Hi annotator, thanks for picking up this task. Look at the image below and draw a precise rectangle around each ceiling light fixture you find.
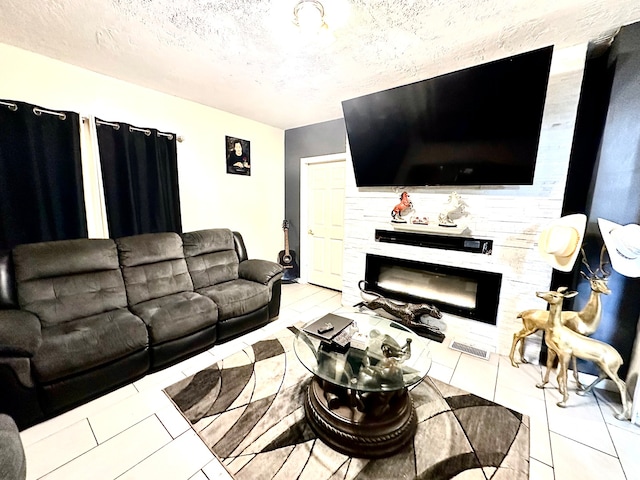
[293,0,327,32]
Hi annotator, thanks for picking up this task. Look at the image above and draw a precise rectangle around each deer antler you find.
[598,244,611,278]
[580,248,596,277]
[581,246,611,279]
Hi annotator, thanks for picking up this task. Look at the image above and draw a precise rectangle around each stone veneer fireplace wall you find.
[341,44,588,358]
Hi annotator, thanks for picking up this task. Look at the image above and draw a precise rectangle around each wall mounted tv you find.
[342,45,554,187]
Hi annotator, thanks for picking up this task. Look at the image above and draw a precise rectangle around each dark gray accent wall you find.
[589,23,640,224]
[283,118,346,264]
[570,21,640,379]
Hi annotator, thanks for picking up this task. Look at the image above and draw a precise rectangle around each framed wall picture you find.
[226,136,251,176]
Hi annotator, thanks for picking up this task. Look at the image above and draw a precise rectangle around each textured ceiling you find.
[1,0,640,129]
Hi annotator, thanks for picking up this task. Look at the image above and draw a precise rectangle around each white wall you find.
[341,44,588,358]
[0,43,284,261]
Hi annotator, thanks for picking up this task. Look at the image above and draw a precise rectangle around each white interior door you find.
[302,156,345,290]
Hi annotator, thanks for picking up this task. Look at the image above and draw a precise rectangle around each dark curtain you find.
[0,100,87,250]
[96,120,182,238]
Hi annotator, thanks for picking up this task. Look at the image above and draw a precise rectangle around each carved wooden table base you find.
[304,376,417,458]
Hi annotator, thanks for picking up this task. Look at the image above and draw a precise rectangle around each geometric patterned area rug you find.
[164,327,529,480]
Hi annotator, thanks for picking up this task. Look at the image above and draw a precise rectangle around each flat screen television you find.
[342,46,554,187]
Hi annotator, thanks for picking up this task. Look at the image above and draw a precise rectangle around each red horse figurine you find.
[391,191,412,221]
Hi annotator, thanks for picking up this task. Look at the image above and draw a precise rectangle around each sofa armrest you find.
[238,260,284,285]
[0,413,27,479]
[0,310,42,358]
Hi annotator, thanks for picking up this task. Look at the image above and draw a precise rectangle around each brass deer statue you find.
[534,287,630,420]
[509,248,611,389]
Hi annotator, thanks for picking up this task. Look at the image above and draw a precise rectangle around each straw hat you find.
[598,218,640,278]
[538,214,587,272]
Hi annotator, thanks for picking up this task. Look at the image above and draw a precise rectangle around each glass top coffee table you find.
[294,311,432,458]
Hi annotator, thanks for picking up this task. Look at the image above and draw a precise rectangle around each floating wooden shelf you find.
[375,229,492,254]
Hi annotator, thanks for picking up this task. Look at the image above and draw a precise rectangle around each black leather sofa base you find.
[0,363,44,428]
[151,324,218,371]
[40,348,150,417]
[217,304,270,343]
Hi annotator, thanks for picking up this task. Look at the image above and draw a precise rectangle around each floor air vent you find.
[449,340,491,360]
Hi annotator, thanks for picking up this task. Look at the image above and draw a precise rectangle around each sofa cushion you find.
[13,239,119,281]
[197,279,269,320]
[181,228,236,257]
[185,251,239,289]
[32,309,148,384]
[121,259,194,307]
[13,239,129,326]
[181,229,239,288]
[116,233,194,306]
[130,292,217,345]
[116,233,185,268]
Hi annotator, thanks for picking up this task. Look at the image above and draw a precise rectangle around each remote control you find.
[317,322,334,334]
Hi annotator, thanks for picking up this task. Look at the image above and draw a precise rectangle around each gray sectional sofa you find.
[0,228,283,430]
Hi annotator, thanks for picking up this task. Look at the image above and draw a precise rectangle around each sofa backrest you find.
[12,239,128,326]
[116,232,193,306]
[181,229,239,289]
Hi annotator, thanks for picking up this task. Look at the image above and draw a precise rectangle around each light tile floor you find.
[20,283,640,479]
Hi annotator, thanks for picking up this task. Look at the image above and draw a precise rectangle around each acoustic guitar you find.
[278,220,299,282]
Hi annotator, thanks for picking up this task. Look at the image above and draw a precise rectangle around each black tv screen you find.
[342,46,553,187]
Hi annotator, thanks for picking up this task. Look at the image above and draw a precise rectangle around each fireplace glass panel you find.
[378,265,477,310]
[365,254,501,325]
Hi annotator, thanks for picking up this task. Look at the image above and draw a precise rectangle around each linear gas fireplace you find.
[364,254,502,325]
